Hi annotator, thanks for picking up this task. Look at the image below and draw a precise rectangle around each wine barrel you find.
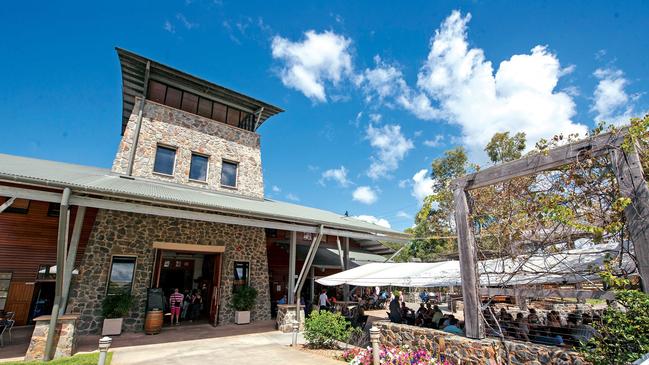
[144,309,163,335]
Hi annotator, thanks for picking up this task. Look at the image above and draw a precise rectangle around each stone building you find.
[0,48,409,344]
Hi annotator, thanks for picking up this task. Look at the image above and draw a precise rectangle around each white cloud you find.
[591,68,639,125]
[320,166,352,187]
[396,211,412,219]
[271,185,281,193]
[398,179,409,188]
[285,193,300,202]
[411,11,587,159]
[357,55,408,105]
[352,186,378,205]
[366,124,414,179]
[352,215,391,228]
[163,20,175,34]
[176,14,198,29]
[411,169,435,203]
[423,135,445,147]
[369,113,382,123]
[271,30,353,102]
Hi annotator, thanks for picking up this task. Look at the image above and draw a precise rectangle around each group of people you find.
[168,288,204,326]
[388,294,465,335]
[484,307,600,347]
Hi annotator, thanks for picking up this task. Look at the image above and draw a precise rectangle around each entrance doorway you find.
[151,243,223,326]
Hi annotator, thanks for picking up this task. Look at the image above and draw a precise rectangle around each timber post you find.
[453,182,484,339]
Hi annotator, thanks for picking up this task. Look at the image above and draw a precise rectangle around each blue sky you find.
[1,1,648,231]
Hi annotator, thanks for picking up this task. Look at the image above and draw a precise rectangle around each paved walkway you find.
[111,330,344,365]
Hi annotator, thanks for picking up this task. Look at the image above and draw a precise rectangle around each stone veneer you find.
[112,97,264,198]
[67,209,271,335]
[25,315,78,361]
[376,321,587,365]
[275,304,305,333]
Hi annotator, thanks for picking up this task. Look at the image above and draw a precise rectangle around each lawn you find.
[2,352,112,365]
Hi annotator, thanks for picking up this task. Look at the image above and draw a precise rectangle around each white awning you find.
[316,242,636,288]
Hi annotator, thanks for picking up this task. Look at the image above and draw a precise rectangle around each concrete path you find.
[111,330,344,365]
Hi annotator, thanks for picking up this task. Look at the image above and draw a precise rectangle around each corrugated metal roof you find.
[0,153,408,239]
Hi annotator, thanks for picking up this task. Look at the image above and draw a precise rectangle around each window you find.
[107,256,137,295]
[0,273,11,310]
[47,203,61,217]
[147,80,167,104]
[226,108,240,127]
[153,145,176,175]
[189,153,209,181]
[233,261,249,291]
[1,197,30,214]
[181,92,199,114]
[221,160,238,187]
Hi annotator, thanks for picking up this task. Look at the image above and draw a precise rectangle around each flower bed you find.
[340,345,453,365]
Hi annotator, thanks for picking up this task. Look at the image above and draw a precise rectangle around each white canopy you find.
[316,243,635,288]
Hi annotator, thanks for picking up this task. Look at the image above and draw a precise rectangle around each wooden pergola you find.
[452,130,649,339]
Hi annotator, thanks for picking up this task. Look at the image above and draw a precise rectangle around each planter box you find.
[234,311,250,325]
[102,318,123,336]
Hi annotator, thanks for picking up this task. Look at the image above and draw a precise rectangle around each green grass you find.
[2,352,112,365]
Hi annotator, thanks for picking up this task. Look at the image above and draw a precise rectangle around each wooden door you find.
[209,254,223,326]
[5,282,35,325]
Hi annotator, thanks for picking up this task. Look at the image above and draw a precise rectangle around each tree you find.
[484,131,526,163]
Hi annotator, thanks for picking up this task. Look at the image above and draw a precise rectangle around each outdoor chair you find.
[6,312,15,321]
[0,322,6,347]
[1,320,14,346]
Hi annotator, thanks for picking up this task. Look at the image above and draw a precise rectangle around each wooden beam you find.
[60,206,86,315]
[0,196,16,213]
[453,185,483,339]
[610,144,649,293]
[480,287,615,301]
[0,185,410,243]
[152,242,225,253]
[458,131,625,190]
[288,231,297,304]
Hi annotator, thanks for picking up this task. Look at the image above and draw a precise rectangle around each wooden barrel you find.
[144,309,163,335]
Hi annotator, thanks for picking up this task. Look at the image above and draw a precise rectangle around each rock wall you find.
[67,209,271,334]
[276,304,305,333]
[25,315,78,361]
[376,321,586,365]
[112,97,264,199]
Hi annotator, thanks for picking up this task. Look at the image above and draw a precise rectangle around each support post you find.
[611,145,649,293]
[126,60,150,176]
[309,267,315,304]
[44,187,71,361]
[293,226,324,346]
[60,206,86,315]
[343,237,350,301]
[288,231,297,304]
[453,184,483,339]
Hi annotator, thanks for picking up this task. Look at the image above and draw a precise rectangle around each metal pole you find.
[288,231,297,304]
[44,187,71,361]
[343,237,349,301]
[97,336,112,365]
[293,226,324,346]
[60,206,86,315]
[126,60,150,176]
[0,196,16,213]
[370,326,380,365]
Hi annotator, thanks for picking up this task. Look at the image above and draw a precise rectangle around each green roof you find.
[0,153,409,240]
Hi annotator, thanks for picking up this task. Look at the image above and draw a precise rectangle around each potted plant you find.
[101,290,134,335]
[231,286,257,325]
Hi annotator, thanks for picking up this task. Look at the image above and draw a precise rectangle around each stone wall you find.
[112,97,264,198]
[276,304,305,333]
[25,315,78,361]
[67,209,271,334]
[376,321,587,365]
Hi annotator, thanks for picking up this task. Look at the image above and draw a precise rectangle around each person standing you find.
[389,294,402,323]
[318,289,329,311]
[169,288,184,326]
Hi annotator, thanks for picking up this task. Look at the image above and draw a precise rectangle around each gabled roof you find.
[0,153,409,241]
[116,47,283,134]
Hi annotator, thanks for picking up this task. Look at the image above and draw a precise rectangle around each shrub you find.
[101,291,133,319]
[304,310,353,348]
[342,346,451,365]
[230,285,258,311]
[580,268,649,365]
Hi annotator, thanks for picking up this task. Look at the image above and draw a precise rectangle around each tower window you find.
[221,160,238,188]
[189,153,209,181]
[153,145,176,175]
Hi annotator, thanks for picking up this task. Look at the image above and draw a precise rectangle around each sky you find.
[1,1,648,232]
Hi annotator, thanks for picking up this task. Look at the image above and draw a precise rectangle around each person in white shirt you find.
[318,289,329,311]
